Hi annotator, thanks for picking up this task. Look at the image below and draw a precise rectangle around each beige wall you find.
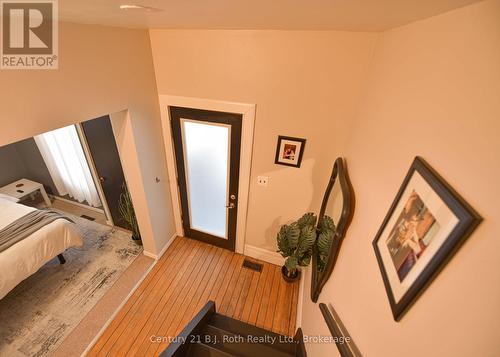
[0,22,176,255]
[149,30,377,250]
[301,1,500,356]
[2,5,497,355]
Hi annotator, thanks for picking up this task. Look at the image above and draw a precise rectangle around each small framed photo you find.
[373,157,482,321]
[275,136,306,168]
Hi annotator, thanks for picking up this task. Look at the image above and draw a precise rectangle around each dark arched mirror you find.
[311,157,355,302]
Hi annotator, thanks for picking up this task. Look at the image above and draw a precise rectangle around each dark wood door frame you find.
[170,106,242,251]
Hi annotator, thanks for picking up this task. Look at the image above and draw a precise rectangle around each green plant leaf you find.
[317,256,326,272]
[297,212,317,229]
[298,252,311,266]
[288,223,300,249]
[317,229,334,256]
[277,213,317,268]
[297,225,316,255]
[320,215,335,233]
[276,223,299,257]
[277,225,292,257]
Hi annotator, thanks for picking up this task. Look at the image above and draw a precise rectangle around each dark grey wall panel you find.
[14,138,57,195]
[81,116,127,228]
[0,143,28,186]
[0,138,57,195]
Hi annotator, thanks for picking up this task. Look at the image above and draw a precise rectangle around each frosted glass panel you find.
[182,120,229,238]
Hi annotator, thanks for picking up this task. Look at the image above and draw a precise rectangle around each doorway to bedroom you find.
[0,114,147,357]
[0,115,137,237]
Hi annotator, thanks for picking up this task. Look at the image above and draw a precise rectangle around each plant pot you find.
[132,234,143,246]
[281,265,300,283]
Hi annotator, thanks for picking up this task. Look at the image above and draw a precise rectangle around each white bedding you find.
[0,198,83,299]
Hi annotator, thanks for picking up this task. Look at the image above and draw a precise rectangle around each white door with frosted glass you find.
[170,107,242,251]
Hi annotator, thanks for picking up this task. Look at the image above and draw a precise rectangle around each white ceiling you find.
[59,0,482,31]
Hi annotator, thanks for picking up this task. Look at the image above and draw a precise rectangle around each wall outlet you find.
[257,176,269,187]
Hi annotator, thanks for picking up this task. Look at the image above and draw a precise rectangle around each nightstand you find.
[0,179,52,207]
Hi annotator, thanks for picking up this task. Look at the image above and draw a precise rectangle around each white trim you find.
[81,256,157,357]
[142,250,157,259]
[75,123,114,226]
[296,265,307,329]
[51,195,105,214]
[143,233,177,260]
[159,95,256,254]
[244,244,285,266]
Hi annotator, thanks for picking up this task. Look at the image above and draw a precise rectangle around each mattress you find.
[0,198,83,299]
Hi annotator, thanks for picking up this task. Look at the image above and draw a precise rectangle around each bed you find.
[0,196,83,300]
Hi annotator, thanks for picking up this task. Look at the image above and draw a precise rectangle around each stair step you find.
[188,342,235,357]
[200,324,294,357]
[208,313,296,355]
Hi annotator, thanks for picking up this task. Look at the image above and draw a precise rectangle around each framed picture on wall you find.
[372,157,482,321]
[275,136,306,168]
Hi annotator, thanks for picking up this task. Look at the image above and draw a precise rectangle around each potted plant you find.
[316,215,335,272]
[277,213,317,282]
[118,183,142,245]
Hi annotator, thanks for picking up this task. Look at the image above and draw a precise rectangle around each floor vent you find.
[242,259,263,272]
[80,214,96,221]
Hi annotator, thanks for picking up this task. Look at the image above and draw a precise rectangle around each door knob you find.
[226,202,235,209]
[99,176,105,183]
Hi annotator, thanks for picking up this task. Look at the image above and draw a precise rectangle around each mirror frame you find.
[311,157,355,302]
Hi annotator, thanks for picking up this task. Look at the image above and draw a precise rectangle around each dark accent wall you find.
[0,138,57,194]
[0,143,27,186]
[81,116,128,229]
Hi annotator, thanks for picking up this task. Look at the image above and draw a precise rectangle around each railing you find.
[319,303,361,357]
[160,300,216,357]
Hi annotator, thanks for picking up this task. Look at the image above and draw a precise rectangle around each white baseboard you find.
[142,250,157,259]
[296,265,307,329]
[244,244,284,266]
[143,233,177,260]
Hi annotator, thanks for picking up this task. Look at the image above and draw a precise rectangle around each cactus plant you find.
[277,213,317,280]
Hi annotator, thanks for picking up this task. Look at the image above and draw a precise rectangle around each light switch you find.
[257,176,269,187]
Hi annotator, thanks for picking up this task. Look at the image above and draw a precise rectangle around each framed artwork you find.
[373,157,482,321]
[274,136,306,168]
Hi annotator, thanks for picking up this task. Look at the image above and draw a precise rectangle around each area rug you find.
[0,211,142,357]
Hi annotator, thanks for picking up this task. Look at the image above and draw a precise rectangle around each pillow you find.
[0,193,20,203]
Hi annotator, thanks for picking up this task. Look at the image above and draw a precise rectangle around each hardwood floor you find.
[87,237,299,357]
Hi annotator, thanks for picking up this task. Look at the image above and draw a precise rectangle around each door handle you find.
[226,202,235,209]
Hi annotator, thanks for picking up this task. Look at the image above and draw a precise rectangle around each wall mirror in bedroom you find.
[0,115,145,352]
[0,115,141,243]
[311,157,355,302]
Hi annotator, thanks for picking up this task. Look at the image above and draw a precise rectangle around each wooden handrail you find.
[319,303,361,357]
